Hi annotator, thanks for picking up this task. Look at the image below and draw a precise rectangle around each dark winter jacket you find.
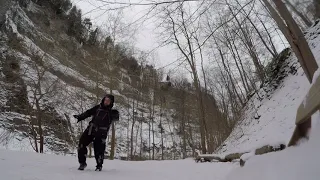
[76,94,119,133]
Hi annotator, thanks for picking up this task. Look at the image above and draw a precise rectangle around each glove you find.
[73,115,81,122]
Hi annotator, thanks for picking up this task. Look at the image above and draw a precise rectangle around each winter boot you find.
[78,163,87,170]
[95,165,102,171]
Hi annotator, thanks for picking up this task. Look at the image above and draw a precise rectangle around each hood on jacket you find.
[100,94,114,109]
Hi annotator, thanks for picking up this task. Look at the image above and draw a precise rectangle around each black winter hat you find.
[105,94,114,103]
[101,94,115,108]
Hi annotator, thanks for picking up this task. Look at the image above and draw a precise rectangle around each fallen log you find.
[240,143,286,167]
[255,144,286,155]
[225,152,247,162]
[194,154,224,163]
[195,152,248,163]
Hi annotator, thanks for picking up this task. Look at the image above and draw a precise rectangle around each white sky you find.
[71,0,180,74]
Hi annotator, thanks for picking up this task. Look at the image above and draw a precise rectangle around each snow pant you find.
[78,125,108,166]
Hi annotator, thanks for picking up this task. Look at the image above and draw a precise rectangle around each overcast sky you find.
[71,0,180,75]
[70,0,290,83]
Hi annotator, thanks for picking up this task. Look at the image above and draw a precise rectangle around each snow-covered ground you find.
[225,112,320,180]
[1,114,319,180]
[0,149,236,180]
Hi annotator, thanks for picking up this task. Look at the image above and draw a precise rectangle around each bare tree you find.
[150,70,159,160]
[159,4,208,153]
[253,9,279,57]
[172,76,193,158]
[64,87,93,149]
[226,4,266,83]
[100,10,139,160]
[0,129,14,148]
[22,52,62,153]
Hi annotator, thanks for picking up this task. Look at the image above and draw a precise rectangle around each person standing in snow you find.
[73,94,119,171]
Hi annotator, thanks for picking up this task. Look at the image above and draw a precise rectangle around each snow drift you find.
[225,112,320,180]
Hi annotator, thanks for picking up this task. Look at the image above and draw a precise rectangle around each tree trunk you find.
[196,34,220,153]
[35,98,44,153]
[148,109,151,160]
[168,8,207,153]
[233,0,278,58]
[134,118,140,158]
[232,35,254,92]
[315,0,320,19]
[130,99,135,160]
[219,48,244,106]
[126,102,130,160]
[152,114,155,160]
[254,11,278,57]
[246,15,277,58]
[224,29,250,95]
[140,113,143,159]
[109,122,115,160]
[228,5,265,83]
[284,0,312,27]
[31,120,39,153]
[152,75,156,160]
[109,89,115,160]
[194,78,207,154]
[178,86,187,159]
[187,117,195,157]
[160,99,164,160]
[181,106,187,159]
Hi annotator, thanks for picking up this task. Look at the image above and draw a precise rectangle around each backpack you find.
[111,109,120,121]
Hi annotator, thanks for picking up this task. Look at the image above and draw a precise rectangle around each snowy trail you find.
[0,149,236,180]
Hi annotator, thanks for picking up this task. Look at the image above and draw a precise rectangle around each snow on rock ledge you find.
[225,112,320,180]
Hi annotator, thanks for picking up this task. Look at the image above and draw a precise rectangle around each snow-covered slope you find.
[225,112,320,180]
[217,20,320,154]
[222,20,320,180]
[217,57,310,153]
